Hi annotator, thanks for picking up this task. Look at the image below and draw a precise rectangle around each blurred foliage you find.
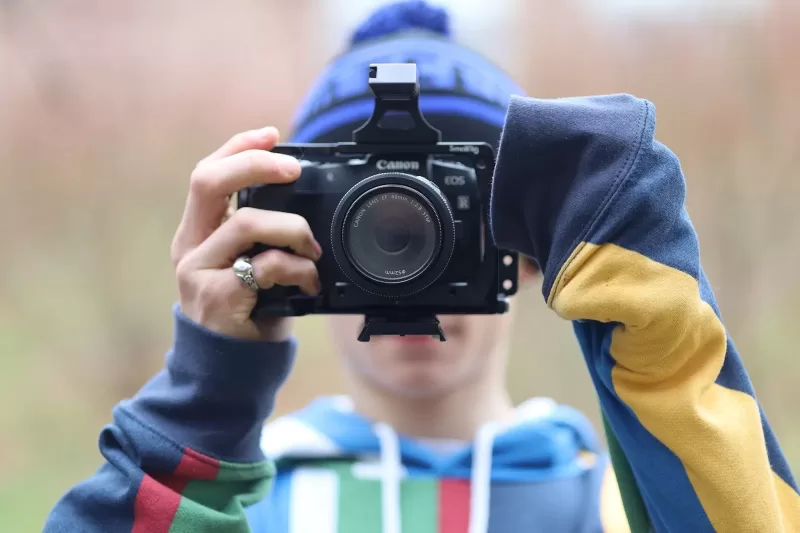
[1,1,799,531]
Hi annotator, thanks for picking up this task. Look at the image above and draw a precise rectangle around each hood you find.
[261,395,602,533]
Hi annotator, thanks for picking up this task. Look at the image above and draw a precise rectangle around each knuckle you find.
[195,278,221,307]
[288,213,311,237]
[174,258,190,282]
[231,207,258,234]
[174,260,197,295]
[300,216,313,235]
[254,249,286,285]
[259,248,286,274]
[189,164,216,196]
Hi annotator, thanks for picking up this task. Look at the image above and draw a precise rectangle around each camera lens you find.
[374,216,411,254]
[344,186,440,284]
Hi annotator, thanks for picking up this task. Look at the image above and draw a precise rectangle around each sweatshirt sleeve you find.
[490,94,800,533]
[43,304,296,533]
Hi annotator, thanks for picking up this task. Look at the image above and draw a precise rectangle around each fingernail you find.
[313,240,323,260]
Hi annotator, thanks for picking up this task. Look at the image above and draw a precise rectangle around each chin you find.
[379,365,463,398]
[367,335,468,396]
[329,314,483,397]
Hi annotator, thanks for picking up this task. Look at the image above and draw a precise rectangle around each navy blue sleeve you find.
[43,305,296,533]
[125,305,296,462]
[489,94,800,532]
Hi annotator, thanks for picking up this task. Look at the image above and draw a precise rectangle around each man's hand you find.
[171,126,322,341]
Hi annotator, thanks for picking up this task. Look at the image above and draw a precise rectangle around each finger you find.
[172,149,302,265]
[185,207,322,270]
[202,126,280,164]
[171,126,282,267]
[200,248,320,315]
[192,149,302,200]
[251,248,321,296]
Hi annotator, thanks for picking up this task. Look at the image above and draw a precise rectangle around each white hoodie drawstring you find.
[375,421,498,533]
[375,423,402,533]
[469,423,497,533]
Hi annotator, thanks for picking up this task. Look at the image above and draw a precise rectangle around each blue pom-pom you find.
[350,1,450,46]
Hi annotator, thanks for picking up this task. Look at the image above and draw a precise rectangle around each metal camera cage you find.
[263,63,519,341]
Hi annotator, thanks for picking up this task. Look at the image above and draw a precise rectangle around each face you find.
[327,261,539,399]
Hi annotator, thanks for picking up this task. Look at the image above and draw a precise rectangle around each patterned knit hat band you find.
[289,1,525,147]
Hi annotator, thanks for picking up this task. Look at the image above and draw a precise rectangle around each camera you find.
[235,63,518,341]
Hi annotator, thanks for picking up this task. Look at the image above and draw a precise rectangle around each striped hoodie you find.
[44,94,799,533]
[248,395,623,533]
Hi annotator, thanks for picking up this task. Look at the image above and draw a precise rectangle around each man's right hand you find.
[170,126,322,342]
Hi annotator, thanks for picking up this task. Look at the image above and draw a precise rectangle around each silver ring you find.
[233,256,259,292]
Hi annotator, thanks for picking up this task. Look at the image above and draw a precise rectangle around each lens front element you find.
[344,186,440,283]
[374,215,411,254]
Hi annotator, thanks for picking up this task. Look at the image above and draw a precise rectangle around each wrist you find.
[115,305,298,462]
[255,316,295,343]
[178,298,295,342]
[170,303,297,392]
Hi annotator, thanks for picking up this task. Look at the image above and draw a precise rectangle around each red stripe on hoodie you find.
[131,447,220,533]
[439,478,471,533]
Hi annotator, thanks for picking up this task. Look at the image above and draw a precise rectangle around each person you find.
[44,2,799,533]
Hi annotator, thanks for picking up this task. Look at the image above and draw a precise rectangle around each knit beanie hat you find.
[289,1,526,147]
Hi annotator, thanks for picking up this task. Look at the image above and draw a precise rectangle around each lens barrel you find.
[344,186,439,284]
[331,172,455,297]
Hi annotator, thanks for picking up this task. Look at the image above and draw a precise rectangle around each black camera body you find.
[235,63,518,341]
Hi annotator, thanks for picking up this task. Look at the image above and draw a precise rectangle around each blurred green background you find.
[1,1,798,530]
